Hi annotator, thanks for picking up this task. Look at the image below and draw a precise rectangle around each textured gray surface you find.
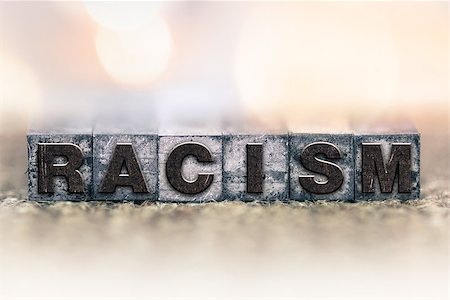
[223,135,288,201]
[27,130,421,202]
[158,136,223,202]
[93,133,158,201]
[27,133,93,201]
[354,133,420,201]
[289,134,354,201]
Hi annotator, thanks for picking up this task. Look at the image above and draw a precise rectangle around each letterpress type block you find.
[222,128,289,201]
[158,125,222,202]
[354,128,420,201]
[93,125,158,201]
[289,133,354,201]
[28,127,93,201]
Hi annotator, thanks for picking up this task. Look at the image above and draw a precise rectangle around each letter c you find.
[166,143,214,194]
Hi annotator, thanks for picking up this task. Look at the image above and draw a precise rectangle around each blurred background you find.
[0,2,448,299]
[0,1,448,129]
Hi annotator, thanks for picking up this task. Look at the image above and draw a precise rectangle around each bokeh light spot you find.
[95,16,172,88]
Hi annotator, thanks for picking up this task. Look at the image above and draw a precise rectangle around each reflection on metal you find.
[246,143,263,193]
[299,142,344,194]
[38,143,84,194]
[166,143,214,194]
[100,143,148,193]
[362,143,412,193]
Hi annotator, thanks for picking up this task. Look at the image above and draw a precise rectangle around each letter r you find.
[37,143,85,194]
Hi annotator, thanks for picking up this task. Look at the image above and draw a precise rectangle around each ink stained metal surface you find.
[165,143,215,195]
[38,143,85,194]
[354,133,420,201]
[158,136,223,202]
[93,133,158,201]
[28,133,93,201]
[222,135,289,201]
[27,130,421,202]
[246,143,263,194]
[289,134,354,201]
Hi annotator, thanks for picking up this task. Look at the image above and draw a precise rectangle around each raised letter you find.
[38,143,84,193]
[299,142,344,194]
[100,143,148,193]
[166,143,214,194]
[246,143,263,193]
[362,143,411,193]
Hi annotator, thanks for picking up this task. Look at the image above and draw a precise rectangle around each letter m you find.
[362,143,412,193]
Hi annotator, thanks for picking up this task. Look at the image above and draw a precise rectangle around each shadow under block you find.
[354,133,420,201]
[27,130,93,201]
[289,133,355,201]
[158,135,223,202]
[93,129,158,201]
[222,134,289,201]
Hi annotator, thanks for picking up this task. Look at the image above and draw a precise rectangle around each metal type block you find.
[354,130,420,201]
[93,125,158,201]
[222,133,289,201]
[158,125,222,202]
[289,133,354,201]
[28,127,93,201]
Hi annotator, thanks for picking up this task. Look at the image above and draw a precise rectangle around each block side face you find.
[289,134,354,201]
[354,134,420,201]
[158,136,223,202]
[222,135,288,201]
[27,134,93,201]
[93,134,158,201]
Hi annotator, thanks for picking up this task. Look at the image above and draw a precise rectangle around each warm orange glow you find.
[95,16,172,88]
[84,1,172,88]
[0,49,41,123]
[234,5,399,122]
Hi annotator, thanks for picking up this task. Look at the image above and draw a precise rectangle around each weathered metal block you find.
[27,115,420,202]
[354,132,420,201]
[27,128,93,201]
[93,126,158,201]
[223,134,288,201]
[289,133,354,201]
[158,126,223,202]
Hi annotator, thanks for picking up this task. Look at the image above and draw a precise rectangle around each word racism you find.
[28,130,420,202]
